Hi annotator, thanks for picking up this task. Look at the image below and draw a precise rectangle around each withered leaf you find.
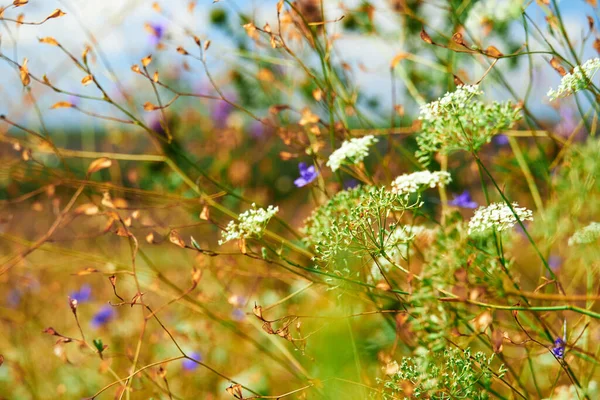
[39,36,59,46]
[470,310,493,332]
[72,267,99,276]
[299,107,319,125]
[492,328,504,353]
[452,32,465,45]
[191,267,202,287]
[144,102,159,111]
[550,57,567,76]
[142,55,152,67]
[13,0,28,6]
[485,45,503,58]
[199,206,210,220]
[74,203,99,215]
[44,9,66,21]
[269,104,290,114]
[87,157,112,174]
[420,28,433,44]
[51,101,74,109]
[169,230,186,248]
[19,58,30,86]
[81,75,93,86]
[453,75,465,86]
[253,304,263,319]
[43,327,59,336]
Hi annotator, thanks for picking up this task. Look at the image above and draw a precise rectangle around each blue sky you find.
[0,0,596,130]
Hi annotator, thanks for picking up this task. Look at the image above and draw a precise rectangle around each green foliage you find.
[302,185,419,268]
[416,85,522,165]
[383,347,504,399]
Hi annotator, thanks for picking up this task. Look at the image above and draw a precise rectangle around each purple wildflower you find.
[294,162,319,187]
[548,255,562,271]
[551,337,565,358]
[231,308,246,321]
[182,352,202,371]
[249,120,266,140]
[91,305,115,329]
[70,284,92,303]
[449,190,478,209]
[493,134,509,146]
[147,22,165,46]
[212,99,235,128]
[67,94,80,107]
[556,108,582,139]
[343,179,359,189]
[7,289,21,308]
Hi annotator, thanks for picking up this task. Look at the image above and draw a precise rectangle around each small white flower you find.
[390,171,452,197]
[468,202,533,235]
[219,203,279,244]
[326,135,379,172]
[419,85,483,122]
[548,58,600,101]
[416,85,520,164]
[568,222,600,246]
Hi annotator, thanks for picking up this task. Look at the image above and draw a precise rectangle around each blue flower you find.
[182,352,202,371]
[344,179,359,189]
[70,284,92,303]
[212,98,235,128]
[494,134,509,146]
[147,23,165,46]
[548,255,562,271]
[449,190,478,209]
[294,162,319,187]
[551,337,565,358]
[231,308,245,321]
[91,305,115,328]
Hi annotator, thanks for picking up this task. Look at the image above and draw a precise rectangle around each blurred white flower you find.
[548,58,600,101]
[219,204,279,244]
[391,171,451,198]
[326,135,379,172]
[468,202,533,235]
[568,222,600,246]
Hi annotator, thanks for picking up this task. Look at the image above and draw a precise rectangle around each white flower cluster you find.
[568,222,600,246]
[390,171,452,197]
[219,203,279,245]
[548,58,600,101]
[416,85,521,165]
[464,0,524,36]
[326,135,379,172]
[419,85,483,121]
[468,202,533,235]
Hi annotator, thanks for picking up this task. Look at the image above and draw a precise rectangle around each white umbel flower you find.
[219,203,279,244]
[326,135,378,172]
[391,171,451,197]
[548,58,600,101]
[568,222,600,246]
[468,202,533,235]
[419,85,483,122]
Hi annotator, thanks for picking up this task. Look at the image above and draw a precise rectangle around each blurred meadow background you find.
[1,0,600,399]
